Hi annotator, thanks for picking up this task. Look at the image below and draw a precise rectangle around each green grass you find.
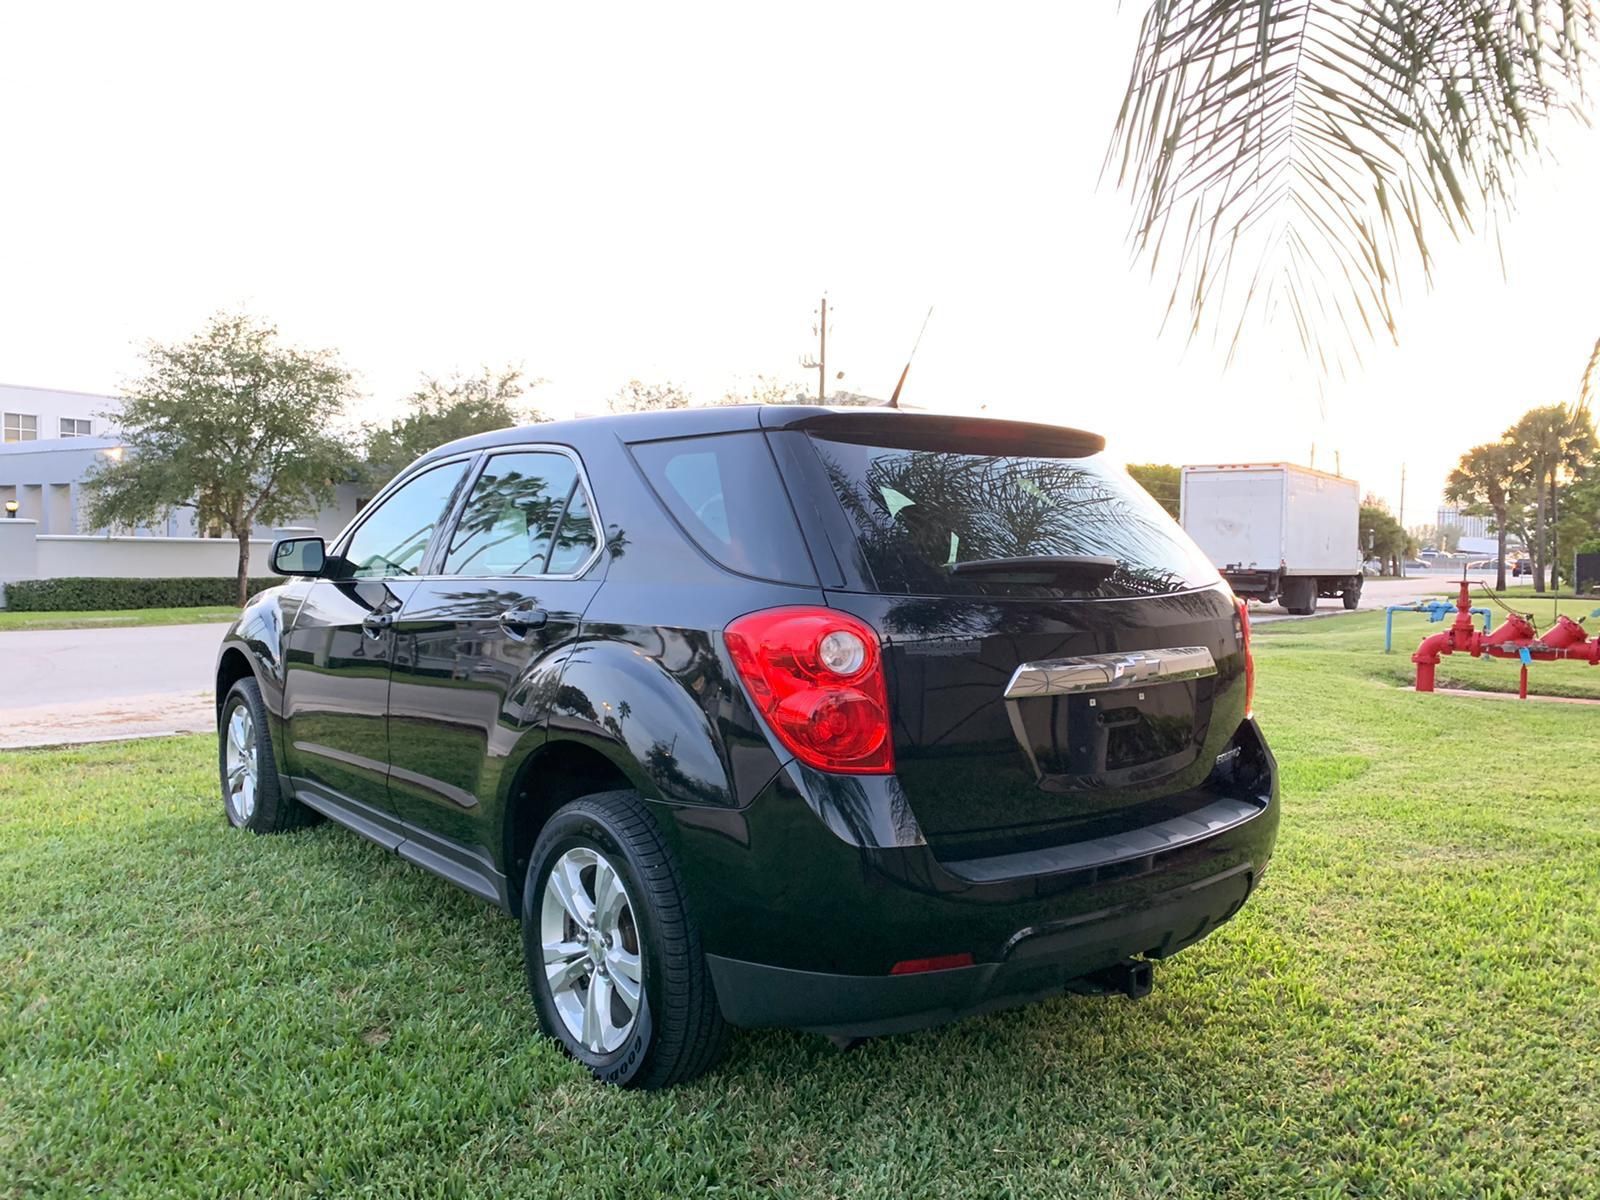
[4,620,1600,1197]
[0,605,240,632]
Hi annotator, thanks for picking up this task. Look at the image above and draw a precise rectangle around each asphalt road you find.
[0,621,229,748]
[0,622,227,706]
[1249,567,1502,623]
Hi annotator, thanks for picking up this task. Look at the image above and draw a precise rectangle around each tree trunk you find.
[1532,477,1547,593]
[1495,509,1508,591]
[236,532,251,607]
[1549,469,1561,591]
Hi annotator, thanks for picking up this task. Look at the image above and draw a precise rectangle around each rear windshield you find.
[807,434,1220,598]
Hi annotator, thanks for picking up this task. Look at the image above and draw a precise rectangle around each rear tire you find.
[1281,576,1317,615]
[522,789,728,1088]
[218,677,317,833]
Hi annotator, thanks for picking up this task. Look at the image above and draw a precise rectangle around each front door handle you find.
[498,605,549,639]
[361,610,397,639]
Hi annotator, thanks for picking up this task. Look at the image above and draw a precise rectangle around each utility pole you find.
[799,296,833,402]
[1398,463,1407,580]
[818,296,827,402]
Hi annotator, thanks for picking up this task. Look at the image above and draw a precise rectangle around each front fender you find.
[543,635,784,809]
[215,584,299,778]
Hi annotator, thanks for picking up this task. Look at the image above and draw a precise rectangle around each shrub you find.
[2,577,278,612]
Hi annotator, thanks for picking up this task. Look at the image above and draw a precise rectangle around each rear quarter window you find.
[629,431,817,584]
[807,434,1220,598]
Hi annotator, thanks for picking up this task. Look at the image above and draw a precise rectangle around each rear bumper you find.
[707,858,1259,1036]
[659,719,1279,1035]
[1220,569,1279,597]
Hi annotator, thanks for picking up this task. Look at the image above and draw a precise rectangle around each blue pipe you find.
[1384,602,1492,653]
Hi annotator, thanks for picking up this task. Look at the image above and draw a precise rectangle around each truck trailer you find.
[1180,463,1362,614]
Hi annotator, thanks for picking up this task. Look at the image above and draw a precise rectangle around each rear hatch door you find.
[769,412,1251,856]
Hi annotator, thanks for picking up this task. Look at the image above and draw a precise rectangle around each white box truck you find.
[1180,463,1362,614]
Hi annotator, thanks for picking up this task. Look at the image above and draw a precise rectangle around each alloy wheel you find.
[540,846,644,1054]
[224,704,259,824]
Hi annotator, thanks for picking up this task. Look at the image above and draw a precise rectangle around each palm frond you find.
[1110,1,1597,371]
[1577,334,1600,414]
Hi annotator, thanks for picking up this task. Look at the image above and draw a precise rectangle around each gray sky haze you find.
[4,1,1598,518]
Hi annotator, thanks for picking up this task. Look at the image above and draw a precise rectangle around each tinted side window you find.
[628,432,816,584]
[443,451,589,576]
[341,460,469,579]
[546,485,596,575]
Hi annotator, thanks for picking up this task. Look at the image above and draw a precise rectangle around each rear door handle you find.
[498,606,549,638]
[361,610,397,638]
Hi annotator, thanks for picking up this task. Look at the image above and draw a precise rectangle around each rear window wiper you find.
[947,554,1121,578]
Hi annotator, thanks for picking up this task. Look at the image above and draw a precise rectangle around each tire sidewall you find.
[523,807,660,1086]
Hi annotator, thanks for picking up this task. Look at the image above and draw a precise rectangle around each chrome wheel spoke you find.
[548,857,595,928]
[592,860,625,931]
[582,971,614,1052]
[544,939,590,992]
[606,947,642,1011]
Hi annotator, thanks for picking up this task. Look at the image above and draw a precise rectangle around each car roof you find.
[413,405,1106,469]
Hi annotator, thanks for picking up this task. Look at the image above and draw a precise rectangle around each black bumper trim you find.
[707,861,1258,1037]
[941,796,1266,883]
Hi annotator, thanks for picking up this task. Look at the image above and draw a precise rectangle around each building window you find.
[3,413,38,443]
[59,418,92,438]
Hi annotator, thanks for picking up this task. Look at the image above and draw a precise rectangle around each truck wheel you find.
[1281,577,1317,615]
[523,789,728,1088]
[1342,582,1362,610]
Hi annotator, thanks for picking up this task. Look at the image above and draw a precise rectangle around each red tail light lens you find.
[1235,597,1255,718]
[723,607,893,774]
[889,952,974,975]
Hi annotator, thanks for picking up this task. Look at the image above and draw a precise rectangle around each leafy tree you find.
[1505,405,1595,590]
[1125,463,1181,518]
[1359,502,1411,577]
[365,366,536,485]
[82,313,356,606]
[719,375,805,406]
[1445,441,1519,589]
[609,380,691,413]
[1111,3,1598,367]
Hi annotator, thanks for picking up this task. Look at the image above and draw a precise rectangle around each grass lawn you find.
[0,606,240,632]
[4,617,1599,1197]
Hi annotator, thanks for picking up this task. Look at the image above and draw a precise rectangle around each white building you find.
[0,382,361,538]
[2,382,115,443]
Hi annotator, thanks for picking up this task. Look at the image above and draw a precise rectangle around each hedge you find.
[2,577,279,612]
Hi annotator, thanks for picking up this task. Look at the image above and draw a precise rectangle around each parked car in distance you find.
[215,406,1279,1087]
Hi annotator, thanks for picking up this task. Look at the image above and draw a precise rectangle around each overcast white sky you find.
[4,2,1598,519]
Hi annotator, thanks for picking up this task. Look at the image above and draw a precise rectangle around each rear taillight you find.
[1235,597,1255,718]
[723,607,893,774]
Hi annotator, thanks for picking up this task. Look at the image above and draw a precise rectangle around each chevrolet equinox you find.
[215,405,1279,1087]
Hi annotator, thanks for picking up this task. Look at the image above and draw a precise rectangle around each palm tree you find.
[1505,404,1597,591]
[1110,3,1598,367]
[1444,442,1518,590]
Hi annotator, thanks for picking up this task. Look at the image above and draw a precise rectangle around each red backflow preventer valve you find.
[1412,581,1600,698]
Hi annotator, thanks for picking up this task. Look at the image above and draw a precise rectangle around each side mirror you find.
[272,536,326,577]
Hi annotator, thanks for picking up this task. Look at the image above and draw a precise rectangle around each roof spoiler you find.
[765,408,1106,457]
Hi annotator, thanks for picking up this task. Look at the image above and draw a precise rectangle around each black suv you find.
[216,406,1278,1087]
